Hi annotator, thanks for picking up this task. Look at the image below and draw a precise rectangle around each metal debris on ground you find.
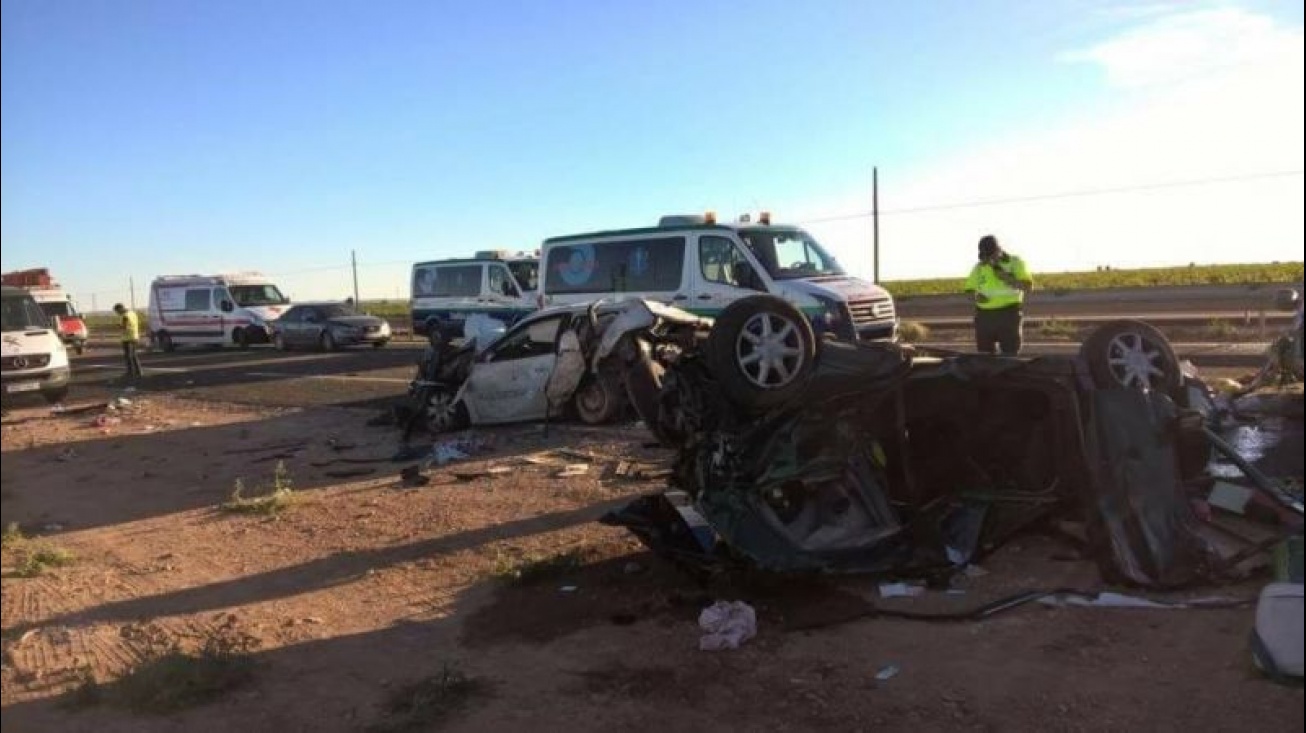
[556,464,590,478]
[879,582,926,599]
[698,600,757,651]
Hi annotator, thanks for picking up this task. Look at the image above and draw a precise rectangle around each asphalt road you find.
[67,343,425,412]
[45,337,1269,413]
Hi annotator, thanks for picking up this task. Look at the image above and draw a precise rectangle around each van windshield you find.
[507,261,539,291]
[739,228,845,280]
[229,284,288,306]
[2,294,51,332]
[38,301,77,318]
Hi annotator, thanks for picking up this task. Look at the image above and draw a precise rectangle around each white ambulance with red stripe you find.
[147,272,290,351]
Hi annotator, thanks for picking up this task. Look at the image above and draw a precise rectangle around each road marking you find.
[81,365,191,373]
[244,371,411,384]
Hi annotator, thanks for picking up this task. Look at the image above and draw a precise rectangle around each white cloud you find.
[1060,6,1303,89]
[786,5,1305,283]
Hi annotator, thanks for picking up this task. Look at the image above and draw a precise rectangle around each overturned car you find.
[604,295,1301,588]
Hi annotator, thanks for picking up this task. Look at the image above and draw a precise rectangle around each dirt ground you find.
[2,393,1302,732]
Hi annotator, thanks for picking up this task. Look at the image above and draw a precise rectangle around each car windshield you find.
[38,301,76,318]
[319,304,359,318]
[739,228,845,280]
[229,284,289,306]
[2,294,51,332]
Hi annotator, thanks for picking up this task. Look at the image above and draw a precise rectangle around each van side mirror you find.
[1273,288,1300,312]
[736,261,763,291]
[220,300,235,313]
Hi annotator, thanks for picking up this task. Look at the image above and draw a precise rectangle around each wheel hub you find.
[1107,333,1163,389]
[736,312,805,388]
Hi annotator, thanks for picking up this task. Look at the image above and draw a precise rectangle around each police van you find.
[410,251,539,340]
[539,213,897,340]
[147,272,291,351]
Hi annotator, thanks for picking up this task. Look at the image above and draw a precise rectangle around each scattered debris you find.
[56,447,77,462]
[698,600,757,651]
[879,582,926,599]
[559,585,578,593]
[92,414,122,428]
[874,665,900,682]
[400,465,430,487]
[1252,582,1303,681]
[1035,592,1246,610]
[1208,481,1256,515]
[555,464,590,478]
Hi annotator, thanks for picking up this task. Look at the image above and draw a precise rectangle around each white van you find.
[148,272,291,351]
[2,286,71,403]
[410,251,539,340]
[539,213,897,340]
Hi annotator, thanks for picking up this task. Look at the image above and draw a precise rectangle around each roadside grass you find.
[897,320,930,343]
[886,262,1303,298]
[219,461,295,516]
[2,523,76,578]
[367,663,494,733]
[66,618,260,714]
[1036,318,1080,340]
[491,547,584,585]
[15,546,76,577]
[1206,318,1237,339]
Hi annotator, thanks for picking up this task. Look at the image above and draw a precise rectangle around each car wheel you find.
[1082,319,1182,395]
[273,332,288,351]
[705,295,816,411]
[425,388,469,433]
[235,327,251,350]
[42,387,69,404]
[373,340,388,349]
[157,330,176,352]
[321,330,337,352]
[74,343,85,356]
[574,375,628,425]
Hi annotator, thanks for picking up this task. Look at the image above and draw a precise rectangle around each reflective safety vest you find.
[121,310,141,342]
[965,255,1032,310]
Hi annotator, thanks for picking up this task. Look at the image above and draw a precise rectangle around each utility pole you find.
[91,294,98,313]
[351,250,361,305]
[872,167,881,284]
[129,277,137,311]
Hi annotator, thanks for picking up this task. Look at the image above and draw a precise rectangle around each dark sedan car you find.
[272,302,392,350]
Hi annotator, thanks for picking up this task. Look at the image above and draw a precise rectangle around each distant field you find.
[884,262,1303,298]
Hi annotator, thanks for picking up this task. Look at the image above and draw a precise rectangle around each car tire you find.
[574,375,627,425]
[235,328,251,350]
[705,295,816,411]
[425,388,469,434]
[74,343,85,356]
[1081,319,1183,396]
[43,387,69,404]
[273,332,287,351]
[373,340,388,349]
[321,331,337,352]
[157,331,176,353]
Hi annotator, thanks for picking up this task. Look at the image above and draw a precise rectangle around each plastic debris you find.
[433,443,470,466]
[875,665,900,682]
[556,464,590,478]
[879,582,926,599]
[92,414,122,428]
[1036,591,1243,609]
[1207,481,1255,515]
[699,600,757,651]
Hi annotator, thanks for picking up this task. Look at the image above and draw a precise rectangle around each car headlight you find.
[811,295,843,329]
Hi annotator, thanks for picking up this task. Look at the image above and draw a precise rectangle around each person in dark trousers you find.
[114,303,144,380]
[964,235,1033,355]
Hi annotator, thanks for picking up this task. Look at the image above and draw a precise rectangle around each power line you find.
[795,169,1305,225]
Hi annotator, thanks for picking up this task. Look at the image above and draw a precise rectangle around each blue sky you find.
[2,0,1303,307]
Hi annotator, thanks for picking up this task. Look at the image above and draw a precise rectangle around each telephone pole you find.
[351,250,361,305]
[872,167,881,284]
[129,277,137,311]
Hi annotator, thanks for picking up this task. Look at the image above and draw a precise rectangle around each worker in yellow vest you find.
[964,235,1033,355]
[113,303,144,380]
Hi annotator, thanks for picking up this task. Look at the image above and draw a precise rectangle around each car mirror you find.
[1273,288,1300,312]
[220,300,235,313]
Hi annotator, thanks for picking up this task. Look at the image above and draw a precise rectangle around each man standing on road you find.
[113,303,143,381]
[964,235,1033,355]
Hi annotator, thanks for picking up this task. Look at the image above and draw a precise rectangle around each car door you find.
[185,287,224,342]
[296,307,324,347]
[462,314,566,424]
[689,234,769,316]
[276,307,302,346]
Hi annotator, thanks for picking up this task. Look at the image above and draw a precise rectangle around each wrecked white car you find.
[406,299,708,434]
